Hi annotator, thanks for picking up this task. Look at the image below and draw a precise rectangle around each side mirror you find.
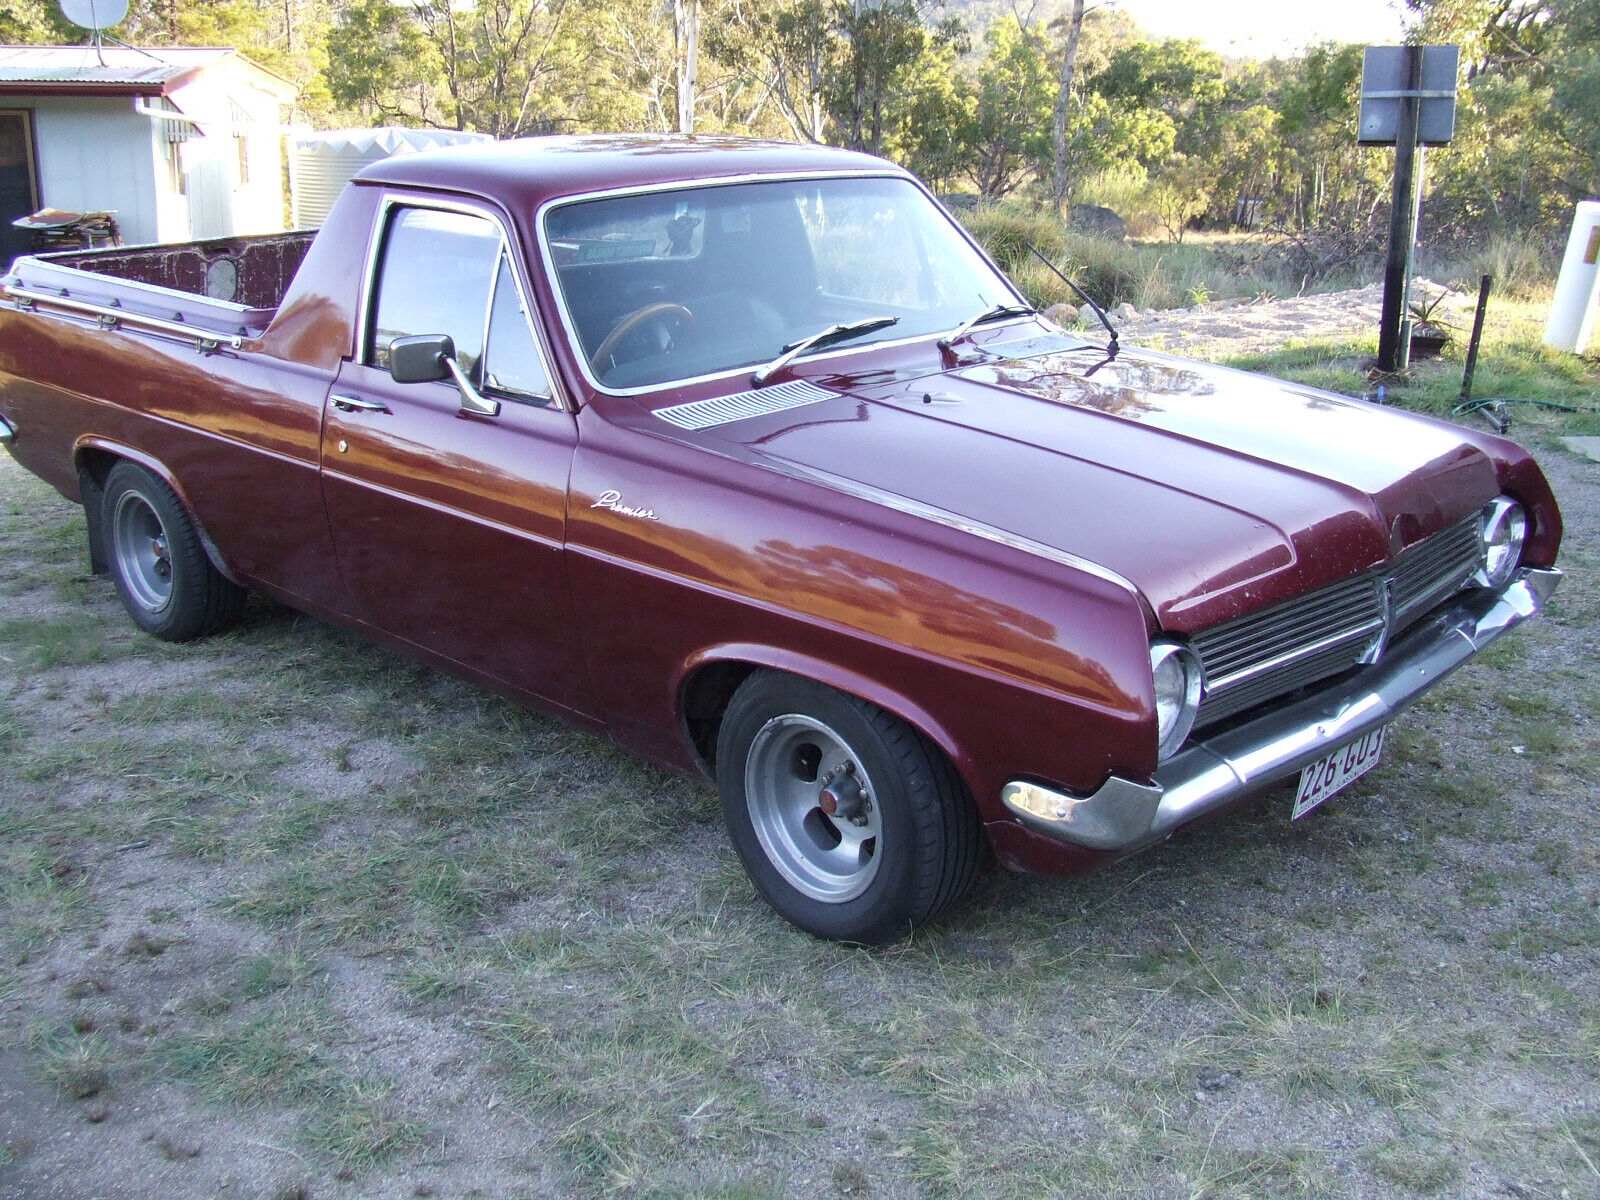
[387,332,502,418]
[388,333,454,384]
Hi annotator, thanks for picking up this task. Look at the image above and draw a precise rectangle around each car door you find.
[320,197,590,716]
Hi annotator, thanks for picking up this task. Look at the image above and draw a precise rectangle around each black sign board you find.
[1359,45,1459,146]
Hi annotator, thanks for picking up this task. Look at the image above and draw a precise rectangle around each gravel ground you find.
[1110,279,1474,360]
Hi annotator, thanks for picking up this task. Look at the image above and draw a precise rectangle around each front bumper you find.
[1002,567,1562,853]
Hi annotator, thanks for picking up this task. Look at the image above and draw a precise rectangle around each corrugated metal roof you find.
[0,45,236,93]
[294,127,493,156]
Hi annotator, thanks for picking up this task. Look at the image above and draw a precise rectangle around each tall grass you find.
[959,200,1562,314]
[957,200,1342,310]
[1421,232,1558,301]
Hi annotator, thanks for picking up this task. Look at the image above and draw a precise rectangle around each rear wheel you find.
[716,670,982,943]
[102,462,245,641]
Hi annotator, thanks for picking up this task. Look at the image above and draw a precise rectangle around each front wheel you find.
[716,671,982,943]
[102,462,245,642]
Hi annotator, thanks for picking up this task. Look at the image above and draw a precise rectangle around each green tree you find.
[886,36,975,190]
[0,0,79,42]
[969,16,1052,197]
[1409,0,1600,239]
[828,0,944,154]
[325,0,446,126]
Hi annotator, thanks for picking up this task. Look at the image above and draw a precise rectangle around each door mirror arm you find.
[442,355,501,418]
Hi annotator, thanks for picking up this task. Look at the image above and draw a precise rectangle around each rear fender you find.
[73,436,246,587]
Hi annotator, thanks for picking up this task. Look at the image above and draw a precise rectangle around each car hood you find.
[656,338,1500,632]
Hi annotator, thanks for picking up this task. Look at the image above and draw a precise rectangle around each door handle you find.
[330,394,389,414]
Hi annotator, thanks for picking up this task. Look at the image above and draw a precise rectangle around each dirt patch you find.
[1114,278,1474,359]
[2,296,1597,1200]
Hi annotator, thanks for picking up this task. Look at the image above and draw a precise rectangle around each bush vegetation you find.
[957,198,1560,314]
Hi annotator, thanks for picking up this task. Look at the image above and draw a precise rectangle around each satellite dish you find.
[58,0,129,31]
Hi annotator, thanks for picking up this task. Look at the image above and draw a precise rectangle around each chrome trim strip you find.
[0,413,14,445]
[533,170,1032,399]
[6,284,244,350]
[357,192,572,413]
[8,254,258,315]
[770,457,1141,595]
[321,466,564,552]
[1003,567,1563,852]
[1205,618,1384,694]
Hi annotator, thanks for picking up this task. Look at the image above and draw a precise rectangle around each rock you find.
[1113,302,1139,322]
[1044,302,1080,326]
[1196,1067,1235,1091]
[936,192,981,213]
[1068,203,1127,241]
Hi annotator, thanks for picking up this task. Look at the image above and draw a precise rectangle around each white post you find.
[1544,200,1600,353]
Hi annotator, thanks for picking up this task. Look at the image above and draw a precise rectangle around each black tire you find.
[716,670,982,943]
[101,462,245,642]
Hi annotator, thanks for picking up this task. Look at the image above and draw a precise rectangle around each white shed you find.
[0,45,296,261]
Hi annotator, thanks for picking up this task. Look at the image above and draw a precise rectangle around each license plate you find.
[1293,727,1386,819]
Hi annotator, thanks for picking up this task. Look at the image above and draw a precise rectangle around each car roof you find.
[354,133,907,212]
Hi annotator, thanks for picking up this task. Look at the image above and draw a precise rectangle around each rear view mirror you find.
[388,334,454,384]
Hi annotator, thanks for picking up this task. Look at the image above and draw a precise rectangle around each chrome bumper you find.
[1002,567,1563,852]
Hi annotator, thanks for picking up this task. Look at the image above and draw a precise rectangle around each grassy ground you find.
[2,320,1598,1198]
[1223,298,1600,435]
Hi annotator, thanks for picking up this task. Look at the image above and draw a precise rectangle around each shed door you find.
[0,111,38,266]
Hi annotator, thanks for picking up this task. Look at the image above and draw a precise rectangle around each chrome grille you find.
[1192,515,1483,728]
[1391,517,1481,625]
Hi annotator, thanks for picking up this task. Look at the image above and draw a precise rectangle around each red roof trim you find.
[0,79,181,97]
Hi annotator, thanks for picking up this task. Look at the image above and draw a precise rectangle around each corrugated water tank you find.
[289,127,493,228]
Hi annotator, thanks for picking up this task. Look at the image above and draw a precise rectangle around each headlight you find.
[1475,497,1527,589]
[1150,641,1203,761]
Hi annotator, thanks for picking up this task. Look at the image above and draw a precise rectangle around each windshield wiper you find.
[937,302,1034,351]
[752,316,900,386]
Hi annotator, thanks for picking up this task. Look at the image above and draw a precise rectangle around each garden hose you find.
[1451,395,1600,436]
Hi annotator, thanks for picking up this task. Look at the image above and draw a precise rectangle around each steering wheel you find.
[590,302,695,376]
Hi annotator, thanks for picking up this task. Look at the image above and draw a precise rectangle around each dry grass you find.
[1,355,1597,1197]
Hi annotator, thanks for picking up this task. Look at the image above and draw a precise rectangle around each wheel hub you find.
[818,763,866,820]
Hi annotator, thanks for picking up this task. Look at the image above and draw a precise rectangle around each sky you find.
[1114,0,1411,55]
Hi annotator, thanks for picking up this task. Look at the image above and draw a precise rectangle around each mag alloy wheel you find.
[110,488,175,617]
[743,713,884,903]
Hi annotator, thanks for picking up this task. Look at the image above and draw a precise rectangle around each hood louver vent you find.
[655,380,836,431]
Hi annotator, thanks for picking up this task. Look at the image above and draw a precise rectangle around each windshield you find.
[542,176,1020,390]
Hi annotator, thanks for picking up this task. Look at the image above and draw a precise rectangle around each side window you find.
[369,207,499,373]
[482,251,552,402]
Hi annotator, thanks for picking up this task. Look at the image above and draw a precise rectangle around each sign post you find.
[1360,45,1459,374]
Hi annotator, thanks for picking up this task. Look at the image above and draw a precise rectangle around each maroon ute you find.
[0,136,1563,941]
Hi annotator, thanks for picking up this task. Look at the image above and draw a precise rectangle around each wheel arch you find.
[676,645,971,790]
[73,438,246,586]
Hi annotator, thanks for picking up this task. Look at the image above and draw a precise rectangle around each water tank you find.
[289,127,493,228]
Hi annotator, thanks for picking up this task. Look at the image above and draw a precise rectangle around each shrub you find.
[957,201,1068,273]
[1430,232,1558,302]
